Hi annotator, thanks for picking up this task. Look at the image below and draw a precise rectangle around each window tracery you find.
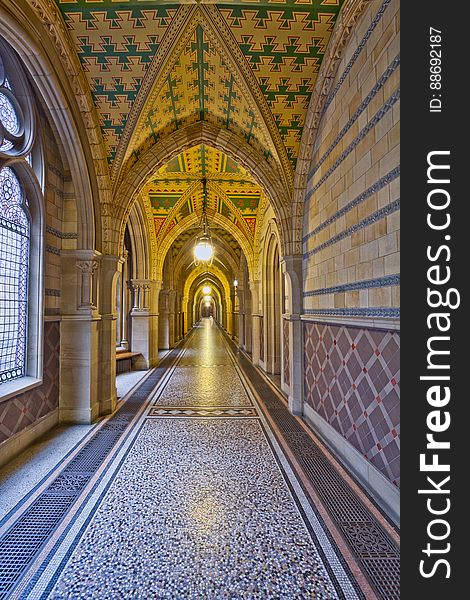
[0,38,39,389]
[0,167,29,383]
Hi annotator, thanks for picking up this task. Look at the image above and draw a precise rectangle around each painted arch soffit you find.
[157,212,253,280]
[115,8,286,187]
[145,144,259,257]
[54,0,345,192]
[183,263,232,305]
[155,208,254,282]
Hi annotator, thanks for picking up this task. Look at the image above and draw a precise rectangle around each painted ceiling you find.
[144,144,261,247]
[55,0,344,183]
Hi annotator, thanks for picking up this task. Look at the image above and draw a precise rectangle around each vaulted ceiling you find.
[55,0,344,269]
[56,0,343,174]
[144,144,261,249]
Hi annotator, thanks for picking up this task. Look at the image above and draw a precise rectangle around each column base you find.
[59,405,99,424]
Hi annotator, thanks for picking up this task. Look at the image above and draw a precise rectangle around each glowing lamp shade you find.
[194,238,213,262]
[202,285,211,295]
[204,295,212,302]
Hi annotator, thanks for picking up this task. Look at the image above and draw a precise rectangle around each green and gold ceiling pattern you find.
[55,0,344,174]
[57,2,176,163]
[133,24,275,174]
[144,145,260,245]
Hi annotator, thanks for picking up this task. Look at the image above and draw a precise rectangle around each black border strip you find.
[401,1,466,597]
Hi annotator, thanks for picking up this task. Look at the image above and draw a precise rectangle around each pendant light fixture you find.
[194,178,214,265]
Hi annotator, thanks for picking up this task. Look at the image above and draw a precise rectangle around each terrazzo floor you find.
[0,320,363,599]
[0,369,147,522]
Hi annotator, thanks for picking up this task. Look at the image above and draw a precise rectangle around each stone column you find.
[130,279,162,368]
[237,286,245,348]
[119,250,130,349]
[231,289,238,341]
[149,280,161,363]
[188,296,194,330]
[226,300,233,336]
[98,254,123,416]
[158,290,170,350]
[244,285,252,353]
[250,280,261,365]
[168,290,176,347]
[76,259,99,311]
[181,295,189,336]
[281,255,303,416]
[173,293,180,341]
[60,250,101,423]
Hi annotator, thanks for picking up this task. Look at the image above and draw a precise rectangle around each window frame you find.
[0,38,44,403]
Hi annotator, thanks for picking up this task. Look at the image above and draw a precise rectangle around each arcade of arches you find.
[0,0,400,597]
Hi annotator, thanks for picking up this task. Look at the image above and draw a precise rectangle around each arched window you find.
[0,42,34,158]
[0,36,43,395]
[0,167,29,383]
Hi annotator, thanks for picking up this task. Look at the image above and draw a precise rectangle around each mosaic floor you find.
[0,319,389,599]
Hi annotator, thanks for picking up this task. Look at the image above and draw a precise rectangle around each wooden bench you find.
[116,351,142,373]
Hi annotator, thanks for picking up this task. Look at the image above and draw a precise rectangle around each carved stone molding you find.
[28,0,113,243]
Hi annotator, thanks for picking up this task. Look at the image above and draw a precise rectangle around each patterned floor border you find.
[148,406,258,417]
[220,328,400,600]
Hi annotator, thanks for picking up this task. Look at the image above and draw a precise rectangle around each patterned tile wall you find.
[283,319,290,387]
[304,321,399,487]
[0,321,60,444]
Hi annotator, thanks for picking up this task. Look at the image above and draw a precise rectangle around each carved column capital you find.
[76,259,99,310]
[76,259,99,274]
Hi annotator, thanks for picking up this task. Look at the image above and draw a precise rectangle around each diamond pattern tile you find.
[0,322,59,443]
[304,321,400,487]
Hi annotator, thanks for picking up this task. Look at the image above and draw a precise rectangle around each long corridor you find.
[0,320,398,599]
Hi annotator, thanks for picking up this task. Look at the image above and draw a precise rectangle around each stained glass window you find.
[0,86,16,151]
[0,92,19,135]
[0,140,13,152]
[0,167,29,384]
[1,52,24,156]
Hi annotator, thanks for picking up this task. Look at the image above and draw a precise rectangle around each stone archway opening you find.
[264,233,282,376]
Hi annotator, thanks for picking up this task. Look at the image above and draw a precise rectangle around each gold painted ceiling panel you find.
[144,144,261,246]
[55,0,344,175]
